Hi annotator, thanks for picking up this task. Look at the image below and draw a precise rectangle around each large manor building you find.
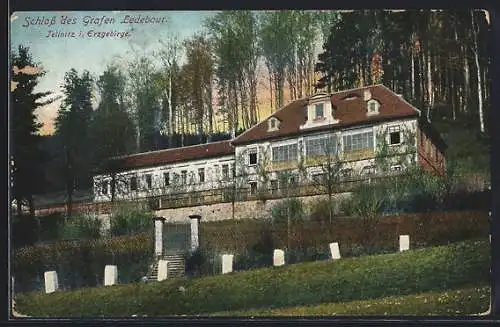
[92,84,447,205]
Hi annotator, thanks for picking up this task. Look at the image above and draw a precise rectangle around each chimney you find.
[363,89,372,101]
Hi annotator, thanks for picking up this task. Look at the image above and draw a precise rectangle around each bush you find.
[15,239,490,317]
[341,180,387,218]
[12,214,40,248]
[185,247,221,277]
[109,202,154,237]
[271,198,305,224]
[58,213,102,241]
[13,231,154,293]
[38,213,66,242]
[234,225,275,271]
[199,210,489,262]
[308,198,342,222]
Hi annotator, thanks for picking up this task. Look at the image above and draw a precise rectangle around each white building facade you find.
[93,85,445,203]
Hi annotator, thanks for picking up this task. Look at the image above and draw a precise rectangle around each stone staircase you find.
[146,252,185,281]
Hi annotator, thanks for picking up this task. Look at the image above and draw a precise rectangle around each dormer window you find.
[315,103,324,119]
[300,93,339,130]
[267,117,280,132]
[367,99,380,116]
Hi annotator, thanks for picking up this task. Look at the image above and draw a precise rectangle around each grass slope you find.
[15,239,490,317]
[212,285,490,316]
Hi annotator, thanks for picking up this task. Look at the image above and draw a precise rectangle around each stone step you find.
[146,255,186,280]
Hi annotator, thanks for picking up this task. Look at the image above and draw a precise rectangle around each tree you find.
[206,11,260,134]
[315,9,491,131]
[259,11,296,109]
[91,64,136,202]
[182,33,215,137]
[127,55,161,152]
[55,68,94,219]
[298,135,344,223]
[157,36,181,147]
[10,45,59,217]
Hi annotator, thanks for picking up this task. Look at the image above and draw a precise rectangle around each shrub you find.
[12,214,40,248]
[341,180,387,218]
[308,198,342,222]
[38,213,66,242]
[58,213,102,241]
[271,198,305,224]
[185,247,221,277]
[13,231,154,293]
[109,202,154,236]
[234,224,275,271]
[199,210,489,263]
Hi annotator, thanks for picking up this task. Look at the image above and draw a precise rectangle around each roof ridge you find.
[330,83,384,96]
[378,84,422,116]
[111,139,233,160]
[232,98,307,143]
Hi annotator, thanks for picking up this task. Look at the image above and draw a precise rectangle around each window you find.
[130,176,138,191]
[230,163,235,178]
[362,166,376,175]
[145,174,152,189]
[270,119,276,128]
[289,176,297,186]
[343,130,374,152]
[315,103,324,119]
[181,170,187,185]
[249,181,257,195]
[163,172,170,186]
[248,149,258,166]
[305,135,338,157]
[213,165,219,180]
[198,168,205,183]
[367,99,380,114]
[391,165,402,172]
[272,143,298,162]
[341,169,353,178]
[101,181,108,195]
[270,180,278,193]
[222,164,229,181]
[388,126,401,145]
[312,173,325,183]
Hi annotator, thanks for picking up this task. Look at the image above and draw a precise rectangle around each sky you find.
[10,11,220,135]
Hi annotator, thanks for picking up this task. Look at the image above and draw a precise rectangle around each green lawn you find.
[15,239,490,317]
[211,285,490,316]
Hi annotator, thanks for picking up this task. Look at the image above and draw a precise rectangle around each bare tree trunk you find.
[249,72,258,125]
[411,49,415,100]
[277,71,285,108]
[471,10,485,133]
[168,71,173,148]
[463,45,470,114]
[451,69,457,121]
[274,72,280,111]
[426,48,433,122]
[269,72,274,111]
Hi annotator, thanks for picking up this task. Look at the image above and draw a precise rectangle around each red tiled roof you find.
[101,85,424,172]
[105,140,234,171]
[232,84,420,145]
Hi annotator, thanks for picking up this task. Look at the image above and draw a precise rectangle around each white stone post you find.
[153,217,166,257]
[222,254,234,274]
[329,242,341,260]
[157,260,169,281]
[273,249,285,267]
[44,271,59,294]
[399,235,410,252]
[189,214,201,252]
[104,265,118,286]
